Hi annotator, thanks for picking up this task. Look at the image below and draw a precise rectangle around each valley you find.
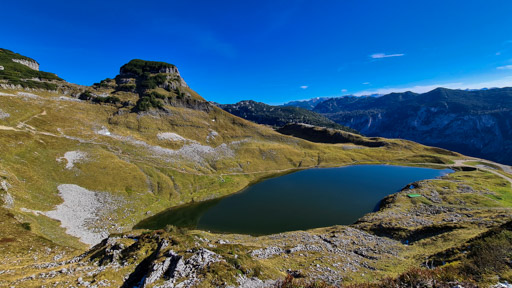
[1,49,512,287]
[222,89,512,166]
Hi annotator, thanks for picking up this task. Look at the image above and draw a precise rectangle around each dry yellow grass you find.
[2,86,509,287]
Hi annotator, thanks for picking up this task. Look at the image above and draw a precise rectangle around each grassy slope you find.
[0,87,458,244]
[1,85,511,286]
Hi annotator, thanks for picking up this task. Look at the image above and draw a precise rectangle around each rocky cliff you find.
[11,58,39,71]
[116,59,188,90]
[311,88,512,165]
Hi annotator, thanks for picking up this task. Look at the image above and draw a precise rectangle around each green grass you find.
[0,87,470,242]
[3,53,508,286]
[0,85,508,287]
[445,170,512,207]
[465,161,503,171]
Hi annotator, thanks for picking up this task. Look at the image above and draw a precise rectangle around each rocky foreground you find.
[2,161,512,287]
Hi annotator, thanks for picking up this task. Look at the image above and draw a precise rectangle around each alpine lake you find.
[135,165,453,235]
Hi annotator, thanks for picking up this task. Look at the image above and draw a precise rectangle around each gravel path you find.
[453,159,512,186]
[157,132,187,142]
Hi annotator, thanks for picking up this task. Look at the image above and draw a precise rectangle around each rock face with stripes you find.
[12,58,39,70]
[309,87,512,165]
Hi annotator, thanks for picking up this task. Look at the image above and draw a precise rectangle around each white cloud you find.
[341,89,348,93]
[300,85,308,89]
[496,52,502,56]
[370,53,405,59]
[353,76,512,96]
[362,82,370,85]
[497,65,512,70]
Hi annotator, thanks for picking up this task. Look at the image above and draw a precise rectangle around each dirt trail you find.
[474,159,512,174]
[16,109,46,130]
[0,125,19,131]
[453,159,512,187]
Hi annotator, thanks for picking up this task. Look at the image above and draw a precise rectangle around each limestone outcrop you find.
[12,58,40,71]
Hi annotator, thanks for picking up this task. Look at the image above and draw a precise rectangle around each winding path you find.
[452,159,512,187]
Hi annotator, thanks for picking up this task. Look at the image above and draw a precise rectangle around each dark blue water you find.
[135,165,452,235]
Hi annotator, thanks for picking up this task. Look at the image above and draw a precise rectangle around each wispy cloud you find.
[341,89,348,93]
[300,85,308,89]
[370,53,405,59]
[362,82,370,85]
[197,32,237,59]
[495,40,512,57]
[353,76,512,96]
[497,65,512,70]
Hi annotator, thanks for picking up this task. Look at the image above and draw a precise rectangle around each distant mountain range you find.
[222,87,512,164]
[281,97,333,110]
[281,94,382,110]
[299,87,512,164]
[218,100,358,133]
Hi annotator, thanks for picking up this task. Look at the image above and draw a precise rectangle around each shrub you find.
[80,91,120,105]
[149,91,167,100]
[252,266,262,277]
[175,87,185,99]
[93,78,114,88]
[0,77,58,90]
[164,225,187,235]
[21,222,31,231]
[139,78,157,90]
[93,96,120,104]
[79,91,93,100]
[466,230,512,274]
[134,95,163,111]
[117,84,136,92]
[138,74,168,91]
[120,59,176,76]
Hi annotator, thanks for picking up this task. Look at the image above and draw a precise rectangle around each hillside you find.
[305,88,512,165]
[1,50,512,287]
[0,48,63,90]
[218,100,358,133]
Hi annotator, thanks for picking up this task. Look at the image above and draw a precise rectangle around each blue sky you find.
[3,0,512,104]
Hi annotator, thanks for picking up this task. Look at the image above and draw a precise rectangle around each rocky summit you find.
[1,49,512,288]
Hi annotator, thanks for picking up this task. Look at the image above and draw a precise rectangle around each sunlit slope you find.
[0,81,462,248]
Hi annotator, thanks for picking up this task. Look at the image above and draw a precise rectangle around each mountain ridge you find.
[281,87,512,165]
[218,100,358,133]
